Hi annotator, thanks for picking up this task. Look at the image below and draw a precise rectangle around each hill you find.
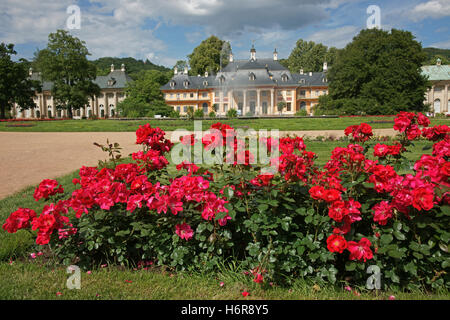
[92,57,171,79]
[423,47,450,65]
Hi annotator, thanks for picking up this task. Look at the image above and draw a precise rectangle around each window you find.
[300,90,306,96]
[249,73,256,81]
[183,81,189,87]
[281,74,288,82]
[219,75,225,84]
[224,104,228,112]
[202,92,208,98]
[183,93,187,98]
[170,81,175,88]
[184,106,188,112]
[315,90,319,96]
[299,79,305,84]
[177,106,181,112]
[262,91,267,96]
[287,103,291,111]
[203,81,208,86]
[176,93,180,99]
[190,93,194,98]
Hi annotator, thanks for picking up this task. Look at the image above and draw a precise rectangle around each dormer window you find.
[299,79,305,84]
[322,77,328,83]
[170,81,176,88]
[249,72,256,81]
[183,80,189,88]
[281,74,288,82]
[203,80,208,86]
[219,75,225,84]
[107,78,116,86]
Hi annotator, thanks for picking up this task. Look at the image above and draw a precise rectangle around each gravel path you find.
[0,128,397,199]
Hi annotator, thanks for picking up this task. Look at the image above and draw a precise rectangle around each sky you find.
[0,0,449,68]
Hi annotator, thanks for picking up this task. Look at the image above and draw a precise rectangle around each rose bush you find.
[3,113,450,290]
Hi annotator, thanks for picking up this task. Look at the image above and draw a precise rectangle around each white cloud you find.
[430,38,450,49]
[410,0,450,21]
[306,25,360,48]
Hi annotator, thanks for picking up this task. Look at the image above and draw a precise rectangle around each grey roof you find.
[28,69,132,91]
[161,57,328,91]
[421,64,450,81]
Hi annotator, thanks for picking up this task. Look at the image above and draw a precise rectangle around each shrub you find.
[296,109,308,116]
[3,113,449,290]
[208,111,216,118]
[226,108,238,118]
[194,109,204,118]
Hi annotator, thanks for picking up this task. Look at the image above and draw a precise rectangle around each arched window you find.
[300,101,306,110]
[203,80,208,86]
[36,110,41,118]
[249,73,256,81]
[299,79,305,84]
[101,109,105,118]
[48,110,52,118]
[110,109,115,117]
[183,80,189,87]
[219,75,225,84]
[434,99,441,113]
[281,74,288,82]
[170,81,176,88]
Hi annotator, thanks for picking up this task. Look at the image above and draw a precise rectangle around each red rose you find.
[327,234,347,253]
[347,238,373,262]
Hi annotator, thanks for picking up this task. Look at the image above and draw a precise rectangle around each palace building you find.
[11,64,132,119]
[422,58,450,114]
[161,46,329,116]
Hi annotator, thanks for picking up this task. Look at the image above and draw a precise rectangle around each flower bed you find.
[3,112,450,290]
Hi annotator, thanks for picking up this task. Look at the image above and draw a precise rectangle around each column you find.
[257,89,261,115]
[270,89,275,115]
[39,95,44,119]
[220,91,224,114]
[105,93,109,118]
[243,90,247,115]
[229,90,233,110]
[444,84,448,113]
[115,92,119,117]
[431,86,434,113]
[292,89,296,113]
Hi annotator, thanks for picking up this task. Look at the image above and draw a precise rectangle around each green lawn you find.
[1,117,449,132]
[0,139,446,300]
[0,261,447,300]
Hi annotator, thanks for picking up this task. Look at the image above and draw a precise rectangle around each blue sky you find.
[0,0,449,67]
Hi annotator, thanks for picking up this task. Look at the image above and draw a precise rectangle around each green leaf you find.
[345,262,357,271]
[258,204,269,212]
[393,231,406,241]
[388,249,404,259]
[380,234,393,245]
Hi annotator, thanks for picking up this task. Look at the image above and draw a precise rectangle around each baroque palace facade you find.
[11,64,132,119]
[422,58,450,114]
[161,46,329,116]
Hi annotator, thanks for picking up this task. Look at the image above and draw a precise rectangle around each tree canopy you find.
[117,70,173,117]
[33,30,100,118]
[188,36,230,76]
[283,39,338,73]
[0,43,39,119]
[317,28,429,115]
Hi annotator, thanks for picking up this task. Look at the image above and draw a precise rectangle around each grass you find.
[1,261,447,300]
[0,138,446,300]
[1,117,449,132]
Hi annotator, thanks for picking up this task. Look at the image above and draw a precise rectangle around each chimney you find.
[323,61,328,72]
[250,44,256,60]
[205,71,208,77]
[273,48,278,61]
[309,72,312,76]
[174,66,178,75]
[111,64,115,72]
[229,51,234,62]
[121,63,126,72]
[437,58,442,66]
[300,69,304,75]
[184,66,188,75]
[29,67,33,76]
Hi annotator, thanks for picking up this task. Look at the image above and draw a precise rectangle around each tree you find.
[118,70,172,117]
[188,36,230,76]
[34,30,100,118]
[173,60,189,73]
[0,43,39,119]
[277,101,286,115]
[322,28,429,115]
[286,39,338,73]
